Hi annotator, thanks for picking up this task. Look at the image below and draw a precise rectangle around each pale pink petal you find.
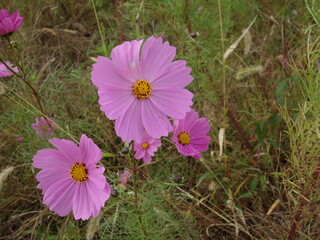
[141,99,173,139]
[79,134,102,164]
[134,149,145,159]
[111,40,143,82]
[87,165,106,190]
[151,60,193,89]
[143,154,152,163]
[49,138,82,163]
[140,37,176,81]
[33,149,73,170]
[73,184,91,220]
[114,99,144,142]
[150,89,193,119]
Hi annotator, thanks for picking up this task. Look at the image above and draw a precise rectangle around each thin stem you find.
[91,0,107,54]
[128,145,148,237]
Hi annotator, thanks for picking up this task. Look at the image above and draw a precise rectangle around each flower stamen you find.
[141,142,149,149]
[132,79,152,100]
[70,163,88,183]
[178,132,190,145]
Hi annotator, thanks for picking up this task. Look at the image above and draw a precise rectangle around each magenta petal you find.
[44,179,76,217]
[79,134,102,164]
[151,60,193,89]
[111,40,143,82]
[141,100,173,139]
[73,184,91,220]
[87,165,106,190]
[33,149,72,170]
[143,154,152,163]
[150,89,193,119]
[114,99,144,142]
[49,138,82,163]
[140,37,176,81]
[134,149,145,159]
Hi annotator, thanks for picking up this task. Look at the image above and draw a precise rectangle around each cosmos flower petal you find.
[150,89,193,119]
[111,40,143,82]
[98,88,135,120]
[114,99,144,142]
[143,154,152,163]
[0,61,18,77]
[73,184,91,220]
[79,134,102,165]
[189,136,210,152]
[49,138,82,163]
[141,100,173,139]
[140,37,176,81]
[152,60,193,89]
[134,149,145,159]
[92,56,133,88]
[87,165,106,190]
[36,170,70,193]
[33,149,72,170]
[44,179,76,217]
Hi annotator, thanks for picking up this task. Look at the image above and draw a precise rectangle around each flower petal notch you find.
[134,132,161,163]
[91,36,194,142]
[172,110,210,158]
[32,134,111,220]
[0,9,24,36]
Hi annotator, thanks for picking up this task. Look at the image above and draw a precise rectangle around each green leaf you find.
[238,192,252,200]
[250,175,259,193]
[102,152,115,157]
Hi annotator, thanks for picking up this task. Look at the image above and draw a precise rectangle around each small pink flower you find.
[91,36,194,142]
[17,137,24,142]
[134,132,161,163]
[0,9,23,36]
[32,134,111,220]
[31,116,57,139]
[119,169,133,184]
[172,110,210,158]
[0,61,18,77]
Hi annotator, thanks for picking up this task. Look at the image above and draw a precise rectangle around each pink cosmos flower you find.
[91,36,194,142]
[0,61,18,77]
[31,116,57,139]
[119,169,133,184]
[0,9,23,36]
[32,134,111,220]
[172,110,210,158]
[134,132,161,163]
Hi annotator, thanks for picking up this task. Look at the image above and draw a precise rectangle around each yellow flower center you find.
[70,163,88,183]
[41,125,47,130]
[178,132,190,145]
[132,79,152,100]
[141,142,149,149]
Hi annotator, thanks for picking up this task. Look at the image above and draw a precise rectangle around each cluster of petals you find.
[32,134,111,220]
[134,132,161,163]
[31,116,57,139]
[0,9,23,36]
[172,110,210,158]
[0,61,18,77]
[91,36,194,142]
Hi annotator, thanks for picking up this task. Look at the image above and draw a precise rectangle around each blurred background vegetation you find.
[1,0,320,239]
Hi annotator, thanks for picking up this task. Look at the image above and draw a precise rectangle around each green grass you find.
[1,0,320,239]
